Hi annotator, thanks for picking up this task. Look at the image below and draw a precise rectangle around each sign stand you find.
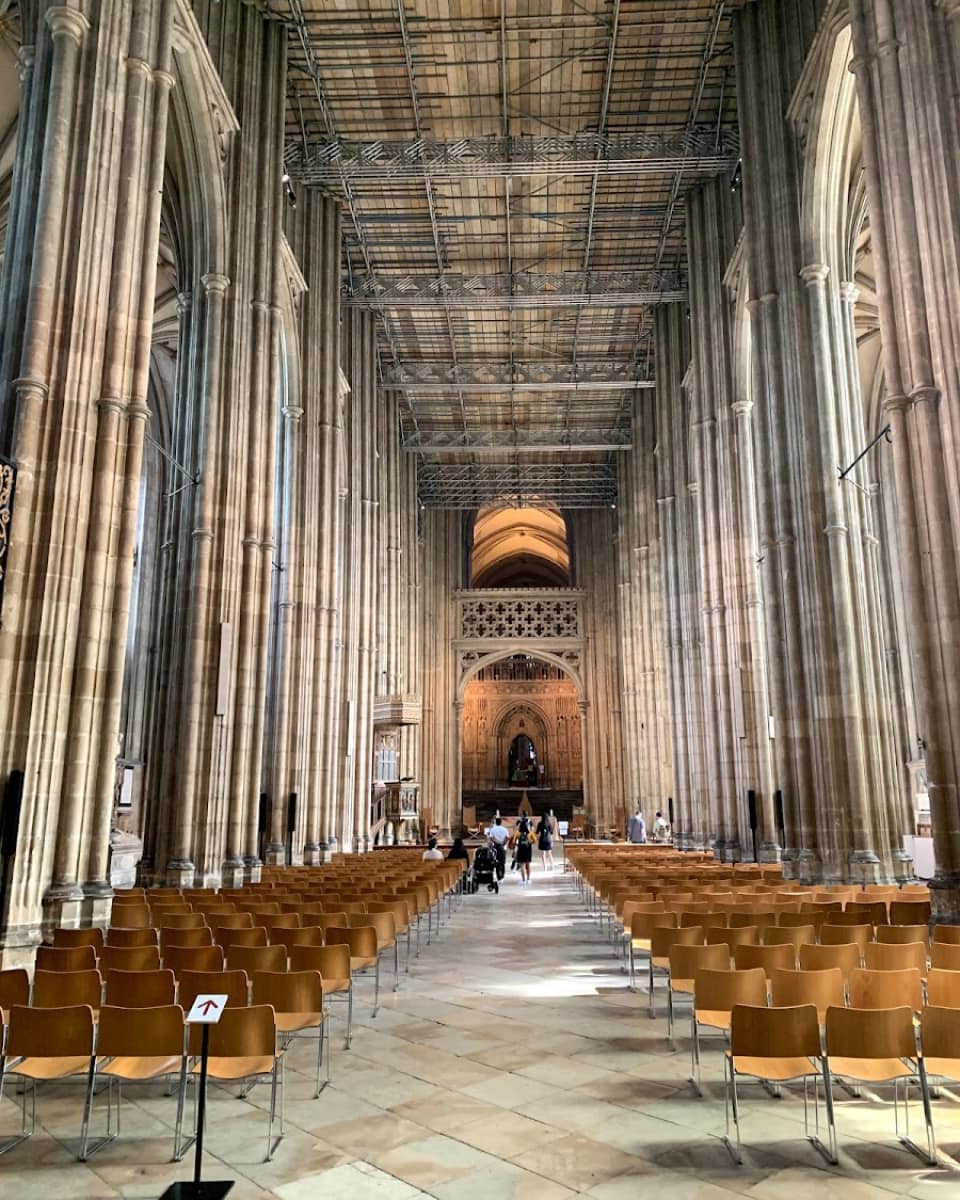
[160,995,233,1200]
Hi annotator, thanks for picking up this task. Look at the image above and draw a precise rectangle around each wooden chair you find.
[290,944,353,1048]
[188,1006,284,1161]
[252,970,329,1095]
[258,913,302,935]
[324,925,381,1017]
[349,910,400,992]
[86,1004,189,1161]
[724,1003,835,1165]
[36,944,97,972]
[666,943,730,1043]
[932,924,960,945]
[53,928,105,952]
[227,944,288,976]
[917,1004,960,1163]
[107,904,152,930]
[0,1005,101,1157]
[162,944,225,975]
[105,927,158,949]
[780,911,827,930]
[199,909,247,928]
[848,967,924,1012]
[33,969,102,1014]
[930,942,960,971]
[734,942,797,978]
[627,908,676,990]
[770,967,844,1025]
[99,945,161,973]
[729,911,777,931]
[690,967,767,1092]
[0,969,30,1055]
[824,1005,934,1164]
[863,941,928,976]
[648,925,704,1019]
[799,942,862,982]
[707,925,758,956]
[843,901,889,928]
[925,968,960,1009]
[103,968,176,1008]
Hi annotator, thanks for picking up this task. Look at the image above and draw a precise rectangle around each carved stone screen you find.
[459,592,581,641]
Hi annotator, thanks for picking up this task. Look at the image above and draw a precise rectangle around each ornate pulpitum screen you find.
[0,459,14,615]
[460,592,580,640]
[456,589,586,698]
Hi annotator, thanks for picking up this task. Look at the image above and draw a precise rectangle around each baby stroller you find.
[472,844,500,893]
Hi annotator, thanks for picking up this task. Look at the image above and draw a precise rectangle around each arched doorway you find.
[459,652,583,831]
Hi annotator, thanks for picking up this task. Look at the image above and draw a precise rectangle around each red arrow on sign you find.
[198,999,220,1016]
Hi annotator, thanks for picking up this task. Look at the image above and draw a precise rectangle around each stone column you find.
[848,0,960,916]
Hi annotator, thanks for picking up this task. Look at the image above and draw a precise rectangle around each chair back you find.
[920,1004,960,1056]
[779,911,824,929]
[36,944,97,972]
[930,942,960,971]
[820,923,872,952]
[160,925,214,951]
[798,941,861,978]
[668,942,730,983]
[734,942,797,976]
[848,966,923,1011]
[730,1002,821,1059]
[104,968,176,1008]
[933,924,960,946]
[7,1004,95,1058]
[33,968,102,1009]
[299,912,349,935]
[707,925,757,950]
[52,927,105,951]
[693,966,767,1016]
[215,925,269,951]
[155,912,207,930]
[770,966,844,1022]
[252,969,323,1014]
[97,1004,186,1058]
[100,944,162,973]
[204,912,251,929]
[844,901,888,927]
[163,944,225,974]
[106,927,158,948]
[207,1004,276,1058]
[889,899,931,926]
[825,1004,916,1059]
[925,968,960,1009]
[729,911,777,930]
[178,969,249,1011]
[0,968,30,1011]
[227,944,288,974]
[877,924,930,947]
[290,943,351,986]
[107,904,152,929]
[763,924,816,951]
[650,924,704,959]
[259,913,303,933]
[863,941,927,974]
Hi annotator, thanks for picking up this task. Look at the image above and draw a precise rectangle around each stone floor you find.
[2,861,960,1199]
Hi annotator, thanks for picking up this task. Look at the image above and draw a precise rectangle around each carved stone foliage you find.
[460,594,580,640]
[0,459,15,614]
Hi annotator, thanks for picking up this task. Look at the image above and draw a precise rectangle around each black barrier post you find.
[747,789,758,863]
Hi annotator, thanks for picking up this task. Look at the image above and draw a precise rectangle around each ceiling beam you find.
[417,463,618,509]
[284,128,740,185]
[344,269,685,309]
[402,429,632,453]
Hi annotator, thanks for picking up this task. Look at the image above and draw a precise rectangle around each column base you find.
[165,860,195,888]
[220,859,246,889]
[848,850,883,886]
[891,848,915,884]
[264,842,286,866]
[302,843,323,866]
[715,838,742,864]
[0,921,43,970]
[930,872,960,924]
[758,841,782,864]
[243,857,263,883]
[42,884,85,940]
[793,849,824,885]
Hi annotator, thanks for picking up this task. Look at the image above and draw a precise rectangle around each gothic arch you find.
[457,648,585,704]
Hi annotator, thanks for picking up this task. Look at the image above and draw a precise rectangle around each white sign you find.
[187,993,228,1024]
[558,821,569,836]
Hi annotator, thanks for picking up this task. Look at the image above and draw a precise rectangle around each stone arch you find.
[457,647,585,704]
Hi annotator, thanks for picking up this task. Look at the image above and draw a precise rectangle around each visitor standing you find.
[513,816,533,883]
[486,816,510,880]
[536,812,555,871]
[627,808,647,844]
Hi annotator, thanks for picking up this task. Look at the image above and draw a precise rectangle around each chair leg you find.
[394,939,400,991]
[722,1056,742,1165]
[0,1070,35,1156]
[173,1061,193,1161]
[373,954,381,1018]
[79,1060,117,1161]
[346,981,354,1049]
[266,1063,279,1161]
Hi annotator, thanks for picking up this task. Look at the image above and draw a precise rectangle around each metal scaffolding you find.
[417,463,619,508]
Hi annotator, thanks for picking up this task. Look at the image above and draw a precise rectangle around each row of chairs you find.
[0,998,295,1163]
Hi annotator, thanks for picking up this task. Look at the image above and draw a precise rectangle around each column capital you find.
[881,392,912,416]
[911,385,941,410]
[16,45,35,81]
[201,272,231,296]
[127,402,151,422]
[731,399,753,417]
[153,70,176,91]
[839,281,860,304]
[125,56,152,79]
[96,395,125,416]
[176,291,193,316]
[799,263,830,286]
[46,6,91,43]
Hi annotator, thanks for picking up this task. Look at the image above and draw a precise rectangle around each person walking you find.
[536,811,555,871]
[626,808,647,844]
[486,816,510,880]
[513,816,533,884]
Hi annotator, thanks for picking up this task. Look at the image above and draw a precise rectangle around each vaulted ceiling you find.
[282,0,739,508]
